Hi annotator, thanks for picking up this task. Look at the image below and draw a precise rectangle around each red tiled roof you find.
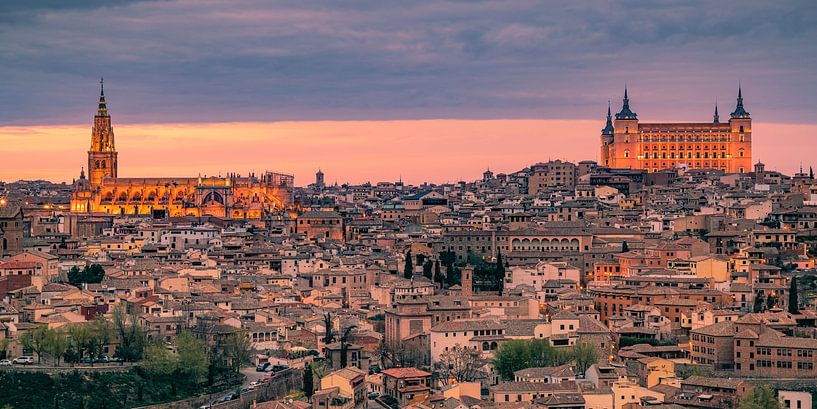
[0,261,38,269]
[381,367,431,378]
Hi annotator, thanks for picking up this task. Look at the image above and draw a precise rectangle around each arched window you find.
[739,149,745,157]
[624,149,630,158]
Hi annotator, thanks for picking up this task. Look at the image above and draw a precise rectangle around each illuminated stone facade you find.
[71,82,293,219]
[600,87,752,173]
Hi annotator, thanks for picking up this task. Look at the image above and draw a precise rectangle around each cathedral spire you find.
[615,85,637,120]
[602,101,614,135]
[97,77,109,117]
[730,85,750,119]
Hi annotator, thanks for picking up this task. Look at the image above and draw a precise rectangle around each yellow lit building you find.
[600,87,752,173]
[71,81,293,219]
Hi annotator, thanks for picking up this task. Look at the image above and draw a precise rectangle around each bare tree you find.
[433,345,487,385]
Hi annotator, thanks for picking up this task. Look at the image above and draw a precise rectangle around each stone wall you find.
[135,368,303,409]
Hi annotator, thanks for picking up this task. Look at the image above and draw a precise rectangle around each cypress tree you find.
[404,250,413,279]
[753,291,764,313]
[789,276,800,314]
[495,250,506,294]
[304,364,314,401]
[423,260,433,279]
[621,241,629,253]
[766,293,776,310]
[433,260,443,284]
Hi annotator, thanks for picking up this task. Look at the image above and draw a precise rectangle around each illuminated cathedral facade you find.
[600,87,752,173]
[70,81,294,219]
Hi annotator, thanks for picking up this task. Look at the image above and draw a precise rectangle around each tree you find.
[89,316,112,361]
[176,331,208,385]
[493,339,574,381]
[404,250,413,279]
[445,264,460,287]
[67,266,83,286]
[753,291,764,313]
[339,325,358,368]
[572,341,599,376]
[67,264,106,288]
[789,276,800,314]
[495,250,506,295]
[492,340,531,381]
[44,329,68,366]
[85,264,105,283]
[621,241,629,252]
[766,293,777,310]
[323,313,335,344]
[303,363,315,401]
[433,260,443,284]
[67,324,94,363]
[142,344,178,379]
[0,337,10,360]
[810,166,814,180]
[434,345,486,385]
[739,385,780,409]
[422,260,433,279]
[224,330,253,373]
[112,305,146,362]
[21,325,49,364]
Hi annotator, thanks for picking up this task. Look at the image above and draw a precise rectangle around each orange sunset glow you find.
[1,120,815,184]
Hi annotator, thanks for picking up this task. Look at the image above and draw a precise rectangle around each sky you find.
[1,0,816,184]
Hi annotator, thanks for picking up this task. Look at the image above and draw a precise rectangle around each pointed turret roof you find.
[730,85,750,119]
[602,101,615,135]
[96,77,109,117]
[615,86,637,120]
[713,103,719,123]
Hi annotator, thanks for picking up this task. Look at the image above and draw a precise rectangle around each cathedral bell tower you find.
[88,78,118,188]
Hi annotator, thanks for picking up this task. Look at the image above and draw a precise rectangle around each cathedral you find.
[600,87,752,173]
[70,81,294,219]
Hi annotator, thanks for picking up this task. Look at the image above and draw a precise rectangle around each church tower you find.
[88,78,118,188]
[600,101,615,166]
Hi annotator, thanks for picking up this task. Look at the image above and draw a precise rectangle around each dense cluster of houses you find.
[2,160,817,409]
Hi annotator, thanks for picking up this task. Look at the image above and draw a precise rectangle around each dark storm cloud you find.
[0,0,815,124]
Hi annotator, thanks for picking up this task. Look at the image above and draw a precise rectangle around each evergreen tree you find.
[445,264,460,287]
[67,264,106,288]
[789,276,800,314]
[753,291,764,313]
[766,293,776,310]
[495,250,506,295]
[621,241,629,252]
[811,166,815,179]
[404,250,413,279]
[303,364,314,401]
[433,260,443,284]
[339,326,357,368]
[422,260,433,279]
[323,313,335,344]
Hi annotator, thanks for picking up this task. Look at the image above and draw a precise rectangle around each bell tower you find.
[88,78,118,187]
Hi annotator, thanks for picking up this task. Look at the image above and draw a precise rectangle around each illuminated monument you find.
[600,87,752,173]
[70,81,293,219]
